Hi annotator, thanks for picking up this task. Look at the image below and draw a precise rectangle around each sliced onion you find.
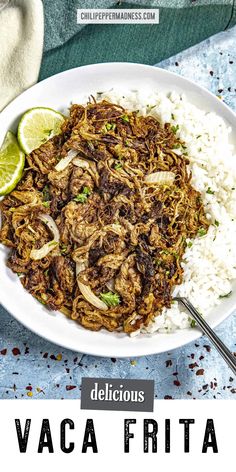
[39,214,60,242]
[106,278,115,292]
[144,171,175,185]
[30,215,60,260]
[55,149,78,171]
[73,158,90,169]
[30,241,58,261]
[76,262,108,311]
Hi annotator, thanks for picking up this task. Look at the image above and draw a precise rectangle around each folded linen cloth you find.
[0,0,44,111]
[0,1,236,111]
[42,0,236,52]
[40,0,236,81]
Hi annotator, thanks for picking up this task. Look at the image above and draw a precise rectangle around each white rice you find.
[93,89,236,333]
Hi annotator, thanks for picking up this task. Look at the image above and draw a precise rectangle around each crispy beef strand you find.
[0,99,209,333]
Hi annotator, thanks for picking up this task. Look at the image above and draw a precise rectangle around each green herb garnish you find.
[190,319,196,328]
[206,187,215,195]
[42,201,50,208]
[160,249,170,255]
[214,220,220,227]
[100,291,120,307]
[171,124,179,134]
[105,123,116,131]
[60,243,68,254]
[114,162,123,170]
[48,241,58,247]
[74,186,91,203]
[219,291,232,299]
[198,228,207,237]
[42,184,50,201]
[121,114,129,123]
[187,241,193,248]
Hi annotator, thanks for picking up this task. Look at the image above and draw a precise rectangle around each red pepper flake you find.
[203,345,211,352]
[12,347,21,356]
[0,348,7,355]
[66,385,77,391]
[199,355,204,361]
[189,362,198,369]
[196,368,204,376]
[231,388,236,394]
[173,380,181,387]
[50,354,56,360]
[165,359,172,367]
[164,395,173,399]
[190,353,195,359]
[43,352,48,358]
[209,70,214,76]
[24,346,29,355]
[26,386,32,391]
[73,357,78,363]
[187,391,192,396]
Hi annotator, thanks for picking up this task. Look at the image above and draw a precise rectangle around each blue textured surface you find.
[1,27,236,399]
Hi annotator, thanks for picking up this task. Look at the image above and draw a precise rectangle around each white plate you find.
[0,62,236,357]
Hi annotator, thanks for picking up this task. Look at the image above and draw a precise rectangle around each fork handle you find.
[175,297,236,376]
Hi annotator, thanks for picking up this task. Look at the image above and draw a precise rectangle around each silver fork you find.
[174,297,236,376]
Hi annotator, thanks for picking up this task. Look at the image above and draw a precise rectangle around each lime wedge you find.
[17,107,65,154]
[0,131,25,196]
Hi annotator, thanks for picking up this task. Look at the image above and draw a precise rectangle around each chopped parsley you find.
[187,241,193,248]
[100,291,120,307]
[114,162,123,170]
[206,187,215,195]
[36,297,46,305]
[160,250,169,256]
[42,201,50,208]
[42,184,50,201]
[48,241,58,247]
[171,113,175,120]
[171,124,179,134]
[198,228,207,237]
[214,220,220,227]
[219,291,232,299]
[190,319,196,328]
[105,122,116,131]
[121,114,129,123]
[74,186,91,203]
[60,243,68,254]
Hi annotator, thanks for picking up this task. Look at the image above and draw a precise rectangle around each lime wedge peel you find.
[0,131,25,196]
[17,107,65,155]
